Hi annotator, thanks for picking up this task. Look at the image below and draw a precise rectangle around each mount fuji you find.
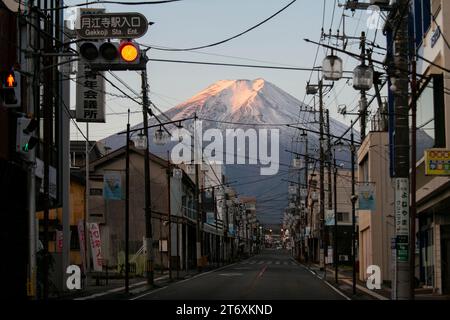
[103,78,353,225]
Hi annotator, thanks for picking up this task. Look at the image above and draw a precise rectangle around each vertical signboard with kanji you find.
[88,223,103,272]
[76,62,105,123]
[394,178,409,262]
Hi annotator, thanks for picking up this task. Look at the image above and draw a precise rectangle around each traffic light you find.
[16,117,38,156]
[78,40,146,71]
[0,70,21,107]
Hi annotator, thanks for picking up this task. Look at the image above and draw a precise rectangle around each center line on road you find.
[257,265,268,278]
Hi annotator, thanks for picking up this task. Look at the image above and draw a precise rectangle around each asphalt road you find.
[133,249,347,300]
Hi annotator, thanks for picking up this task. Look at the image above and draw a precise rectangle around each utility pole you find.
[333,156,338,284]
[318,80,326,276]
[326,110,332,211]
[141,69,154,286]
[392,0,411,300]
[409,57,417,300]
[194,115,203,271]
[42,14,53,300]
[167,150,173,281]
[350,121,357,296]
[125,110,130,293]
[359,31,368,142]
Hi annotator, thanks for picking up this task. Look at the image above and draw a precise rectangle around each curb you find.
[297,261,389,301]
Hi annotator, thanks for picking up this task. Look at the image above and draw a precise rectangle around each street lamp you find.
[322,52,343,81]
[353,64,374,91]
[154,127,168,145]
[132,131,147,150]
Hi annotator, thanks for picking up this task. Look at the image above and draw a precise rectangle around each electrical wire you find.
[146,0,297,52]
[36,0,182,11]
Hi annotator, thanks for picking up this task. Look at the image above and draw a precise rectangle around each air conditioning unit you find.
[339,255,349,262]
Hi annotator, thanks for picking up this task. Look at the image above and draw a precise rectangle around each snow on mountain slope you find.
[101,79,353,224]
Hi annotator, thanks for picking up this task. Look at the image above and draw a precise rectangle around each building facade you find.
[412,0,450,294]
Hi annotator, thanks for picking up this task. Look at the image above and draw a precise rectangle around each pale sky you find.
[66,0,385,141]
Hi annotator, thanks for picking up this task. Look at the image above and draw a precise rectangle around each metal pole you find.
[85,123,90,277]
[141,69,154,286]
[27,3,39,298]
[167,150,172,281]
[176,217,180,279]
[42,14,53,300]
[125,110,130,293]
[334,156,338,284]
[350,121,357,296]
[410,58,417,299]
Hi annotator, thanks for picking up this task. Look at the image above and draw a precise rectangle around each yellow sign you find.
[425,149,450,176]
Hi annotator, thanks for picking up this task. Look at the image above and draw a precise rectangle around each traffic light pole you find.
[141,68,154,287]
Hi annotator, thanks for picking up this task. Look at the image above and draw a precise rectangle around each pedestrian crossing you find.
[240,260,296,266]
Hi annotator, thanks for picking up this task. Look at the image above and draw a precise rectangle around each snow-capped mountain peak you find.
[172,78,303,125]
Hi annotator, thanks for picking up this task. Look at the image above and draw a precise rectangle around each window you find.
[413,74,446,161]
[337,212,349,223]
[413,0,432,48]
[359,155,369,183]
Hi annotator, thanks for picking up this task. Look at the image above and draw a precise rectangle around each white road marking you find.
[75,276,168,300]
[267,261,273,265]
[257,261,264,264]
[129,285,168,300]
[323,280,352,300]
[130,261,240,300]
[275,261,280,265]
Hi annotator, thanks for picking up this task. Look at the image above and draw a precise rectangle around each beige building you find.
[357,130,395,285]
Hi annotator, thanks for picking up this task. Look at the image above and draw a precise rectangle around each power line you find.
[146,0,298,52]
[37,0,182,11]
[146,58,330,72]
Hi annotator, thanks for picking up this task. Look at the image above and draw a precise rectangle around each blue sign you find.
[358,182,376,211]
[103,171,123,200]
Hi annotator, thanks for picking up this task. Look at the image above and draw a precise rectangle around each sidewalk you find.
[302,262,450,300]
[301,263,386,300]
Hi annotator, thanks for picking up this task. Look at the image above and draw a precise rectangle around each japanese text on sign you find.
[394,178,409,236]
[76,13,149,39]
[76,62,105,123]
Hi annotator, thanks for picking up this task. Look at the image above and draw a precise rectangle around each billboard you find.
[424,149,450,176]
